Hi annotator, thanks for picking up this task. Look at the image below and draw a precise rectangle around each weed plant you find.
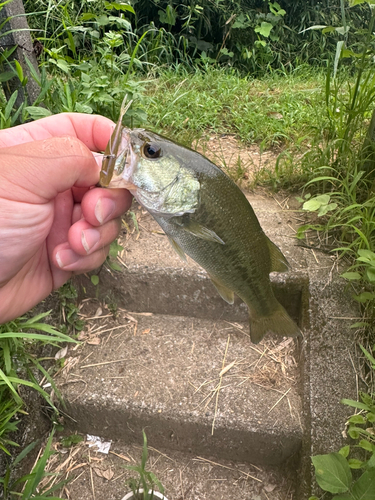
[294,1,375,326]
[141,64,325,150]
[1,427,68,499]
[0,313,76,456]
[125,431,164,500]
[309,347,375,500]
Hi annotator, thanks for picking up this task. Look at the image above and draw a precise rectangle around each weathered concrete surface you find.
[298,271,361,498]
[50,437,295,500]
[59,314,302,466]
[59,192,360,499]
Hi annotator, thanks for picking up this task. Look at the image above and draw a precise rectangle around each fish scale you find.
[154,175,278,318]
[100,125,301,343]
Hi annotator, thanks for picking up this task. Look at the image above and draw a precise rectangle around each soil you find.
[30,433,295,500]
[194,134,281,186]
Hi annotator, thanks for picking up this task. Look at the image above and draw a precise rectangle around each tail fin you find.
[249,303,301,344]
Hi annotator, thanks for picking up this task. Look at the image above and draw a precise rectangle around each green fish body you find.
[100,128,301,343]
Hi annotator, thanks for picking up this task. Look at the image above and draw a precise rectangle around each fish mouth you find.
[99,128,137,191]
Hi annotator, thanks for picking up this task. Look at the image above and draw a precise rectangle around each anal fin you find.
[266,236,290,273]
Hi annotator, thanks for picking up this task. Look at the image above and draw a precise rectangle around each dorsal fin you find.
[266,236,289,273]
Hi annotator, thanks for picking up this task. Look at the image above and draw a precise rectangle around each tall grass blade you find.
[333,41,344,79]
[21,428,55,499]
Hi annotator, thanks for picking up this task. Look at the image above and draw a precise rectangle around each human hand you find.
[0,113,132,324]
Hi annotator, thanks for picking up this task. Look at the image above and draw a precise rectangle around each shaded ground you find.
[36,434,294,500]
[195,134,281,186]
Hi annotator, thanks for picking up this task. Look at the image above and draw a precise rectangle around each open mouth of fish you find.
[99,128,137,191]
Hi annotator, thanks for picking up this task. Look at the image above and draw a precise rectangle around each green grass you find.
[0,312,77,458]
[140,65,326,149]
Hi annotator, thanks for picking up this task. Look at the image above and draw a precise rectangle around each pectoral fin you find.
[266,236,289,272]
[209,275,234,304]
[174,218,225,245]
[167,236,187,262]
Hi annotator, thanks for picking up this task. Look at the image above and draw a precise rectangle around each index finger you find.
[0,113,115,152]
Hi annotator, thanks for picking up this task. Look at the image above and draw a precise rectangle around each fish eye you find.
[142,142,162,159]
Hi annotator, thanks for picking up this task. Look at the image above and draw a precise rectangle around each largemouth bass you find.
[99,113,301,343]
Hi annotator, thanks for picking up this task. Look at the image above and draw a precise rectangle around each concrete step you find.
[56,437,295,500]
[58,311,302,466]
[59,192,360,499]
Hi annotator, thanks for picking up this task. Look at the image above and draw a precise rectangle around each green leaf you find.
[358,439,373,452]
[334,40,344,79]
[75,102,93,114]
[55,58,70,73]
[367,413,375,423]
[348,458,364,469]
[4,90,18,120]
[351,469,375,499]
[318,203,337,216]
[303,194,331,212]
[359,345,375,367]
[367,453,375,469]
[322,26,336,34]
[339,445,350,458]
[353,292,375,303]
[25,106,52,120]
[348,415,366,425]
[341,272,361,281]
[360,392,374,408]
[91,275,99,286]
[0,70,15,82]
[358,250,375,261]
[312,453,352,494]
[348,426,361,439]
[109,241,124,257]
[80,12,96,21]
[349,0,372,6]
[356,257,375,265]
[299,25,328,34]
[61,434,84,447]
[105,2,135,13]
[108,261,122,271]
[0,368,23,404]
[141,430,148,471]
[341,48,362,58]
[367,268,375,282]
[0,332,74,343]
[13,441,38,467]
[14,60,24,83]
[255,22,273,38]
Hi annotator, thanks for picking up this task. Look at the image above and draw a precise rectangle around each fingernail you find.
[81,229,100,253]
[56,249,79,268]
[95,198,115,224]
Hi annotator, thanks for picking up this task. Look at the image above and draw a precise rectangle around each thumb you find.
[0,136,100,203]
